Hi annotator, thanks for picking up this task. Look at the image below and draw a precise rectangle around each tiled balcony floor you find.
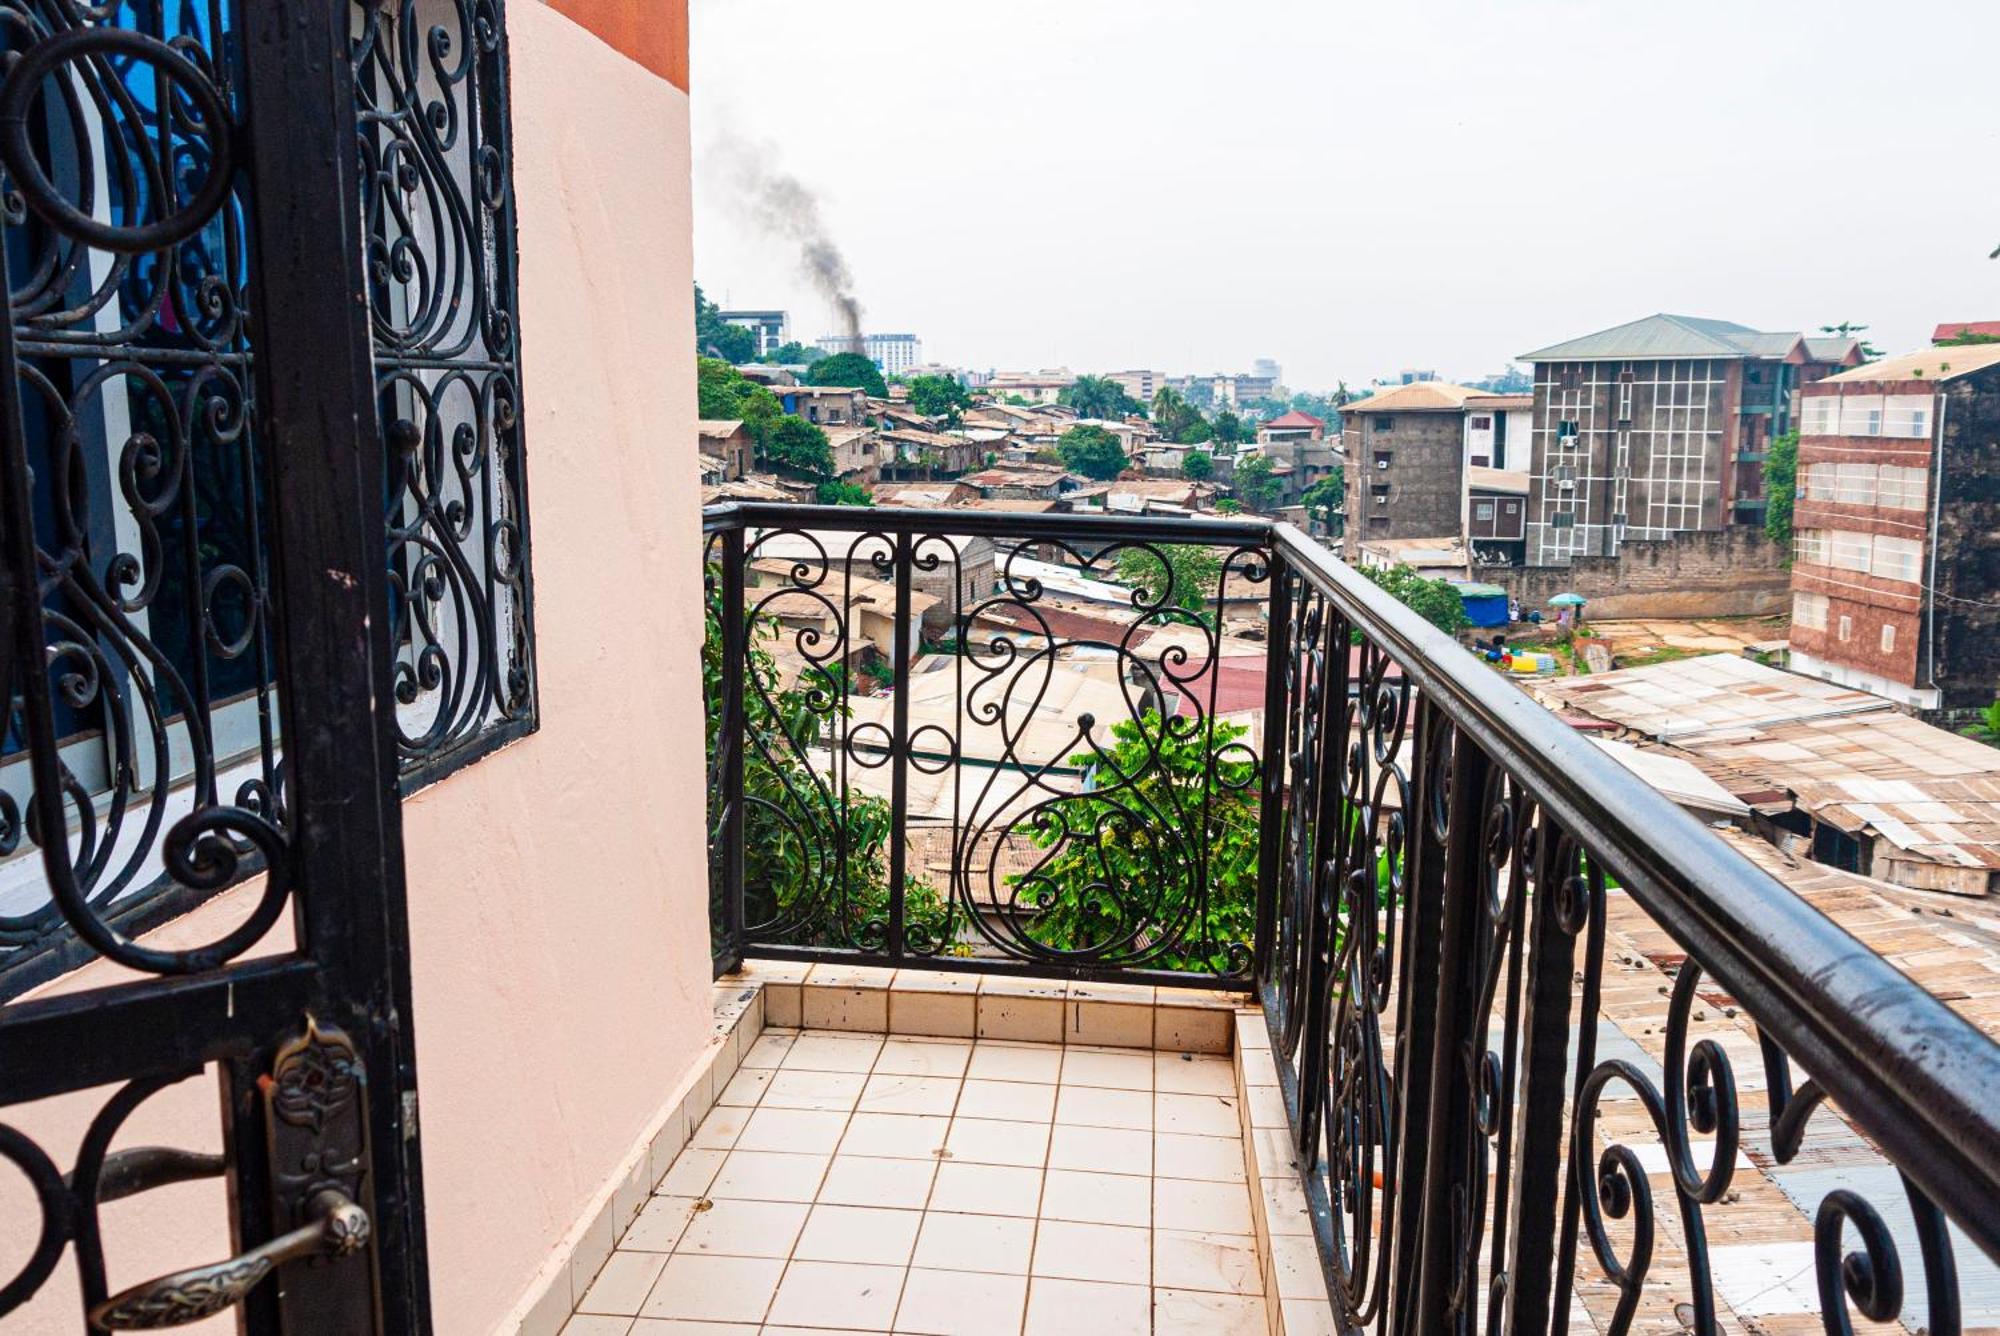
[562,1028,1265,1336]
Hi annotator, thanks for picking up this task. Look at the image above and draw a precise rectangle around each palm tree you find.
[1061,375,1126,420]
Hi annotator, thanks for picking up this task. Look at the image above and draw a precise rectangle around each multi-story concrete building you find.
[1106,369,1162,405]
[720,308,789,356]
[816,331,923,375]
[1342,381,1485,541]
[1787,343,2000,713]
[1462,393,1532,470]
[1518,314,1862,565]
[984,368,1076,404]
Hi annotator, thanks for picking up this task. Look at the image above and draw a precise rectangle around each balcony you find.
[676,501,2000,1336]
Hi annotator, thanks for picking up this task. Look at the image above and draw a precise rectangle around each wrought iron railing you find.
[702,501,2000,1334]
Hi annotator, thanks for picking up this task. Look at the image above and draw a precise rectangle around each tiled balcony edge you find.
[1233,1008,1336,1336]
[510,980,766,1336]
[756,959,1241,1053]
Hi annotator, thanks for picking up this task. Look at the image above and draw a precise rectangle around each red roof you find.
[1262,409,1325,430]
[1933,321,2000,343]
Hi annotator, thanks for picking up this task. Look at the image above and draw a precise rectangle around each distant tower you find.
[1253,357,1282,384]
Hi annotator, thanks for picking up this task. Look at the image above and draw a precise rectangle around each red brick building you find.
[1787,344,2000,712]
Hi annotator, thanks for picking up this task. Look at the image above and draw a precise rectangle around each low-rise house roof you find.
[1932,320,2000,343]
[1341,381,1484,413]
[1815,343,2000,385]
[1463,392,1533,411]
[1262,409,1325,431]
[1518,313,1862,365]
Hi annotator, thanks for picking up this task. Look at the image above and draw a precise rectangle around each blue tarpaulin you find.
[1452,582,1510,628]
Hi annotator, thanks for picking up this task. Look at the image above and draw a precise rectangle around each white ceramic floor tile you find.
[577,1252,667,1316]
[742,1034,796,1069]
[1060,1047,1155,1091]
[765,1259,907,1330]
[1155,1052,1235,1095]
[1039,1169,1151,1227]
[1054,1085,1153,1131]
[1154,1131,1246,1183]
[874,1037,974,1079]
[1153,1177,1253,1234]
[672,1197,808,1259]
[637,1253,784,1324]
[1153,1229,1262,1296]
[1154,1091,1238,1138]
[1154,1286,1269,1336]
[1047,1123,1152,1177]
[655,1147,726,1199]
[735,1105,850,1155]
[944,1116,1050,1168]
[841,1111,951,1160]
[857,1072,962,1116]
[689,1106,749,1150]
[716,1067,774,1107]
[783,1032,885,1073]
[621,1196,702,1252]
[966,1043,1063,1084]
[761,1068,868,1112]
[895,1267,1029,1336]
[793,1203,924,1265]
[560,1314,632,1335]
[955,1078,1057,1123]
[911,1210,1036,1275]
[1023,1277,1150,1336]
[1030,1219,1151,1285]
[628,1320,757,1335]
[707,1149,830,1203]
[817,1154,938,1210]
[929,1161,1045,1217]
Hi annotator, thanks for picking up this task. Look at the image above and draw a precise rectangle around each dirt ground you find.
[1585,614,1790,657]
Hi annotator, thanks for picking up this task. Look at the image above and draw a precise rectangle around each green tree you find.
[693,284,757,362]
[760,340,826,366]
[814,479,873,506]
[1356,563,1468,636]
[1763,429,1798,554]
[1233,454,1281,512]
[1181,451,1213,481]
[1150,386,1210,444]
[807,351,888,397]
[1115,544,1220,620]
[698,357,786,445]
[1015,711,1258,974]
[763,415,834,478]
[1962,699,2000,747]
[907,374,973,426]
[1061,374,1144,420]
[1057,424,1129,480]
[1301,475,1344,534]
[1213,498,1243,515]
[1212,410,1253,446]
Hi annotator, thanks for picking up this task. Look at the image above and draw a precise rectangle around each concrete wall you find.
[1345,410,1465,540]
[1496,526,1791,619]
[0,6,709,1334]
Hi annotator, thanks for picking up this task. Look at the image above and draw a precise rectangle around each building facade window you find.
[1475,502,1495,521]
[1374,417,1394,432]
[1801,397,1839,435]
[1793,592,1829,631]
[1881,623,1897,652]
[1870,535,1923,583]
[1838,615,1853,642]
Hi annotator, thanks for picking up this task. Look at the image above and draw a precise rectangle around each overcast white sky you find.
[690,0,2000,392]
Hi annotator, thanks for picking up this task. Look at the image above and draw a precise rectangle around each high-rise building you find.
[815,332,922,375]
[1517,314,1863,565]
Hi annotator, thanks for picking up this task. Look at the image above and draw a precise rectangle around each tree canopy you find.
[1211,410,1254,446]
[1356,563,1468,636]
[814,479,873,506]
[1057,424,1129,480]
[693,284,756,363]
[1301,475,1344,534]
[807,351,888,397]
[1115,544,1220,621]
[1061,374,1146,420]
[763,415,834,479]
[760,340,825,366]
[1181,451,1213,481]
[698,357,785,440]
[1232,454,1281,512]
[1149,386,1211,445]
[907,374,973,425]
[1763,428,1798,554]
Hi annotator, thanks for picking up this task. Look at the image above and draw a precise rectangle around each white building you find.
[816,331,923,375]
[1462,393,1533,472]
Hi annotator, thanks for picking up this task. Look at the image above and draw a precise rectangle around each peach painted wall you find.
[0,5,709,1333]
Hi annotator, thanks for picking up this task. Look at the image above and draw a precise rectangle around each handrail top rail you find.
[703,499,1274,547]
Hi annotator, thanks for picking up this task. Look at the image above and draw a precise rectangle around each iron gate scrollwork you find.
[0,1,433,1330]
[0,0,537,1000]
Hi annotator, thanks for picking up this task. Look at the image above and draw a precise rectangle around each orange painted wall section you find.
[541,0,689,89]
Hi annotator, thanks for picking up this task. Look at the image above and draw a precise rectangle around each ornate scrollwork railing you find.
[705,502,2000,1333]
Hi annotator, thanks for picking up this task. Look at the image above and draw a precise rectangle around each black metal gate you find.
[0,3,430,1330]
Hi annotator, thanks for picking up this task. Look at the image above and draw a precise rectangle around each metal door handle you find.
[88,1188,369,1330]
